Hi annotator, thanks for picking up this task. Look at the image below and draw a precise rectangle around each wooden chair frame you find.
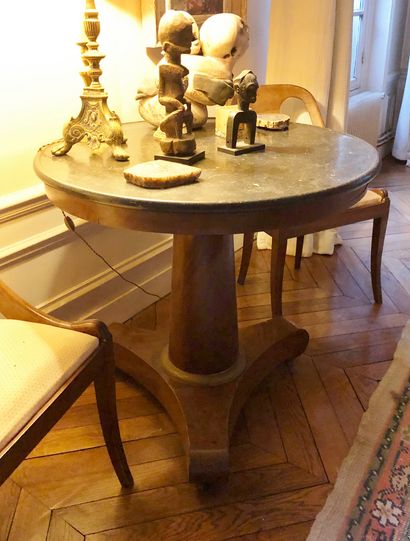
[237,84,390,316]
[0,280,133,488]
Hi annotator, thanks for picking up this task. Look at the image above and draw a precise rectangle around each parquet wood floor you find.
[2,157,410,540]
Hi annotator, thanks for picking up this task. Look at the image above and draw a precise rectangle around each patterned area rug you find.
[308,321,410,541]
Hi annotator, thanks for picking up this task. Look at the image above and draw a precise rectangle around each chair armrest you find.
[0,280,110,341]
[369,188,389,203]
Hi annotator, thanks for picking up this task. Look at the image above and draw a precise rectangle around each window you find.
[350,0,368,92]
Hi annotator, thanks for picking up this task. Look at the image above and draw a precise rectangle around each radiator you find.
[347,91,385,147]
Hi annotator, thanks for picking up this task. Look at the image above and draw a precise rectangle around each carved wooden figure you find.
[218,70,265,156]
[154,10,204,164]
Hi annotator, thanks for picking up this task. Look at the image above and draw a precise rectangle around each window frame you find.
[350,0,374,94]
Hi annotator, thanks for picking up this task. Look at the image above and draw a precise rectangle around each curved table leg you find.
[110,234,309,485]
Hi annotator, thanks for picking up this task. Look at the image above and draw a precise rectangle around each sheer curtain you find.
[257,0,354,256]
[392,54,410,164]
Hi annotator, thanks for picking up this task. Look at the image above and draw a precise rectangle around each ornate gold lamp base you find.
[52,0,129,162]
[52,94,129,162]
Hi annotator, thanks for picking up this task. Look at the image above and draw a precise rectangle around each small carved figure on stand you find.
[51,0,128,161]
[154,10,205,165]
[234,70,258,111]
[218,70,265,156]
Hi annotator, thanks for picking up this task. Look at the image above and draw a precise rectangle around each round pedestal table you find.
[35,121,380,484]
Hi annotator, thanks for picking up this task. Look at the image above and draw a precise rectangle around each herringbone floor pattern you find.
[1,157,410,540]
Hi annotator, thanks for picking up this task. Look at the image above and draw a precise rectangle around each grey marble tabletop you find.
[35,121,380,213]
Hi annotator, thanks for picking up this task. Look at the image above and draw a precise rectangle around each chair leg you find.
[94,344,134,488]
[238,232,255,285]
[295,236,304,269]
[370,211,388,304]
[270,230,288,316]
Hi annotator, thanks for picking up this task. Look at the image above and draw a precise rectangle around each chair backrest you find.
[0,280,47,324]
[251,84,325,128]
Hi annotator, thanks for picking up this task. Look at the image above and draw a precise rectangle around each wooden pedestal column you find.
[111,234,309,485]
[169,235,239,374]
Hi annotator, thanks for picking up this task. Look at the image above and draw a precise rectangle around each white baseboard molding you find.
[1,185,173,323]
[378,140,394,159]
[0,217,89,269]
[0,184,87,269]
[46,237,173,323]
[0,184,50,222]
[49,234,245,323]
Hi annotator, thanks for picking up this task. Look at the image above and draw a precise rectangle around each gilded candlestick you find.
[52,0,129,161]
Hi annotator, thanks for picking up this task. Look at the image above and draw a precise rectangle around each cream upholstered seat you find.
[351,188,383,208]
[237,84,390,315]
[0,320,98,449]
[0,280,133,488]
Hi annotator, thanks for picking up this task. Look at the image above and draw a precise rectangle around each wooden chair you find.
[237,84,390,315]
[0,280,133,488]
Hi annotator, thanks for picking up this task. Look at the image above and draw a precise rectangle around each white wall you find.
[234,0,271,82]
[264,0,338,122]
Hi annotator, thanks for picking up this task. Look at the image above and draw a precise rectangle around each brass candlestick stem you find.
[52,0,129,161]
